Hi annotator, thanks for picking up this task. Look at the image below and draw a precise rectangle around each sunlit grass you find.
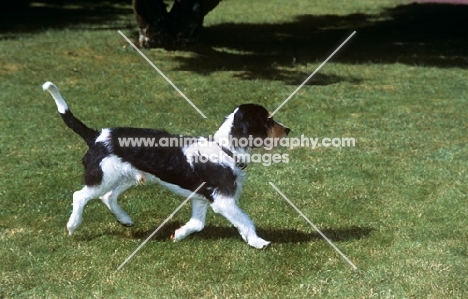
[0,0,467,298]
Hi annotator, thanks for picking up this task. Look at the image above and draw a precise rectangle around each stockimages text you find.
[118,135,356,166]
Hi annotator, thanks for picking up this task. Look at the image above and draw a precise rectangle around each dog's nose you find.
[285,128,291,135]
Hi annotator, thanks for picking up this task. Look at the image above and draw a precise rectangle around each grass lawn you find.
[1,0,467,298]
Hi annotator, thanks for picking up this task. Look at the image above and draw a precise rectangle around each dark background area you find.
[1,0,467,82]
[0,0,133,35]
[185,2,468,79]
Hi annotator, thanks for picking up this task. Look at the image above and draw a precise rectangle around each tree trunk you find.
[133,0,220,49]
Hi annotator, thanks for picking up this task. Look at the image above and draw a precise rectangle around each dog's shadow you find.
[114,222,373,244]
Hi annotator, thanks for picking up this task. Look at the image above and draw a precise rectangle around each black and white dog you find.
[43,82,290,249]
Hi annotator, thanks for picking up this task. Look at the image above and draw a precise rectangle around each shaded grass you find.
[1,0,467,298]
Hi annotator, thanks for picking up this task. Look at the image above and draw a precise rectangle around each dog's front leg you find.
[211,195,270,249]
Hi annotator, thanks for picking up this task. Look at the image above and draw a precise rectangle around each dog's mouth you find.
[268,120,290,139]
[257,120,290,151]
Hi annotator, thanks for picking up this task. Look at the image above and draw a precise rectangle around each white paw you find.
[117,216,134,227]
[119,220,134,227]
[66,216,82,235]
[248,237,271,249]
[171,228,187,242]
[66,223,77,236]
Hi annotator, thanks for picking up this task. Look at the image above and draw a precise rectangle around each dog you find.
[43,82,290,249]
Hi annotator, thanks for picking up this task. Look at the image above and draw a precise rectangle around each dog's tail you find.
[43,82,99,147]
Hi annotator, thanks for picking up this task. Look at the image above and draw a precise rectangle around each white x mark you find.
[118,30,207,119]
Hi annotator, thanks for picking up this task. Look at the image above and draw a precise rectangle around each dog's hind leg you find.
[67,186,107,235]
[210,195,270,249]
[172,197,209,242]
[100,182,135,227]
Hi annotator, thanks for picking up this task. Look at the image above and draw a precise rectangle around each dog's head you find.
[222,104,290,149]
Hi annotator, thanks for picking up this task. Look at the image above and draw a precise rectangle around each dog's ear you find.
[232,104,270,139]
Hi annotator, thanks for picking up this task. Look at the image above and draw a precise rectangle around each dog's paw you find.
[114,212,134,227]
[66,225,77,236]
[171,228,187,242]
[118,219,134,227]
[66,217,82,236]
[171,229,182,242]
[248,237,271,249]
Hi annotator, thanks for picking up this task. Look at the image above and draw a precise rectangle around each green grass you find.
[1,0,467,298]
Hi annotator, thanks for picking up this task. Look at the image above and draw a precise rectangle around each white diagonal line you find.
[118,30,207,119]
[269,31,356,118]
[117,182,206,270]
[269,182,357,270]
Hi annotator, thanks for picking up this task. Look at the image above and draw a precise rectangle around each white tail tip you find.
[42,81,56,92]
[42,81,68,114]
